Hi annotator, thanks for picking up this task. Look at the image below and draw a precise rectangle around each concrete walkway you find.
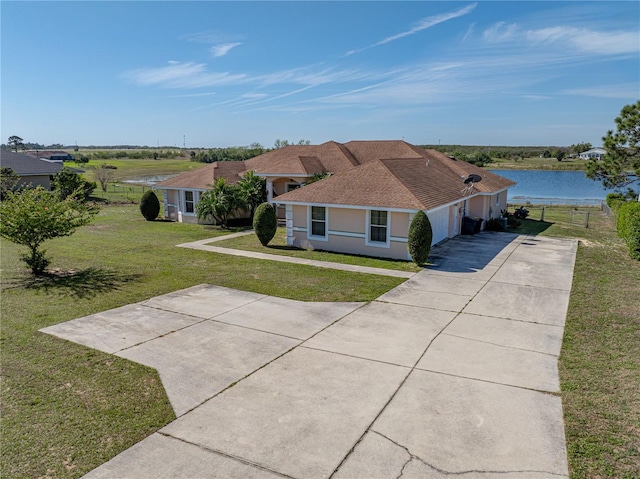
[177,232,416,279]
[41,232,577,478]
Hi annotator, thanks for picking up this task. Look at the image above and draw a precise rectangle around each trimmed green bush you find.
[139,190,160,221]
[606,192,626,208]
[253,202,278,246]
[407,210,433,266]
[616,201,640,260]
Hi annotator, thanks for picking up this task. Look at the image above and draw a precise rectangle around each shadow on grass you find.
[5,268,142,299]
[513,219,554,235]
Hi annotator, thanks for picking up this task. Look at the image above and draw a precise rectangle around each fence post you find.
[584,211,589,228]
[541,206,545,222]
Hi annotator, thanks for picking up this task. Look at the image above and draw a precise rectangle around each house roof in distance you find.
[1,151,63,176]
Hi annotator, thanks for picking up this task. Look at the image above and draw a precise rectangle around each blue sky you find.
[2,1,638,148]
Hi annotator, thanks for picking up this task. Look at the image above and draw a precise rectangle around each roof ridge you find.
[376,158,428,210]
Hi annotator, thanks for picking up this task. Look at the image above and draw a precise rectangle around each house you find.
[1,150,63,190]
[156,140,515,260]
[25,150,75,163]
[578,148,606,160]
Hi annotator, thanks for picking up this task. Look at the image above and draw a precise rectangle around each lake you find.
[488,169,623,205]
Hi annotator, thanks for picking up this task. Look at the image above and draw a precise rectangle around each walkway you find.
[41,232,577,478]
[177,232,415,279]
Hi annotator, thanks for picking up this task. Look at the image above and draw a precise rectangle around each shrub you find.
[52,167,95,201]
[606,192,626,208]
[139,190,160,221]
[485,217,505,231]
[253,202,278,246]
[407,211,433,266]
[616,201,640,260]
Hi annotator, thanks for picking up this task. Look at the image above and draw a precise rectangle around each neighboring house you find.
[156,140,515,260]
[578,148,606,160]
[1,150,63,190]
[25,150,75,163]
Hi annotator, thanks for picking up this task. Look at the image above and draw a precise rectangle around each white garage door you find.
[427,207,450,245]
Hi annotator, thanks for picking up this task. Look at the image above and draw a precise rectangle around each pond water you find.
[122,174,178,185]
[488,169,625,205]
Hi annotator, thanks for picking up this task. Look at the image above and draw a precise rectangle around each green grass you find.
[75,157,201,182]
[211,227,423,273]
[488,156,587,170]
[0,205,403,478]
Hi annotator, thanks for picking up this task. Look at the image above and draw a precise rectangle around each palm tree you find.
[196,178,244,228]
[236,171,266,221]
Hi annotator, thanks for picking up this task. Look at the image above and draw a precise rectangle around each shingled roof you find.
[275,147,515,211]
[157,161,247,189]
[1,151,63,176]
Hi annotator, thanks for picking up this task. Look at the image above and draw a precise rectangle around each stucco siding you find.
[290,230,409,260]
[330,208,366,234]
[390,211,410,238]
[17,175,52,190]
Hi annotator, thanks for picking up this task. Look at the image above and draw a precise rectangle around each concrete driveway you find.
[41,232,577,478]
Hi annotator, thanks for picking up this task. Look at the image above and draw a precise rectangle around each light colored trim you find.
[365,209,391,248]
[390,236,408,243]
[293,226,307,233]
[285,182,302,192]
[328,230,366,239]
[307,206,329,242]
[285,205,294,246]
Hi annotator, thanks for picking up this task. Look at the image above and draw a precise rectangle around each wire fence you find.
[91,183,156,203]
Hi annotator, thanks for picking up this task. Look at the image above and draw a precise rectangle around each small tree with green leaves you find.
[407,211,433,266]
[0,187,99,274]
[52,167,96,200]
[7,135,24,152]
[1,167,20,199]
[196,178,244,227]
[139,190,161,221]
[253,202,278,246]
[237,170,266,221]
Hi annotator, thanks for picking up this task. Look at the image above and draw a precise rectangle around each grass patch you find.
[211,227,423,273]
[488,156,587,170]
[0,205,402,478]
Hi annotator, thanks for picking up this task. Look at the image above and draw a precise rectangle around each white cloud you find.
[122,62,247,89]
[346,3,477,55]
[183,31,242,44]
[210,42,242,57]
[482,22,519,42]
[562,83,640,99]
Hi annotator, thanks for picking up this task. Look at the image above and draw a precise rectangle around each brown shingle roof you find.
[156,161,247,189]
[275,151,515,211]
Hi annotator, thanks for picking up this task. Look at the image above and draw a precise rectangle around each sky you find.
[1,1,638,148]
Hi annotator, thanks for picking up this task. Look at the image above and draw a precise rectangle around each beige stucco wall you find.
[288,206,412,260]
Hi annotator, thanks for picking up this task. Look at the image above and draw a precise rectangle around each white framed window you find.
[366,210,389,247]
[286,182,301,192]
[495,193,501,206]
[184,191,195,214]
[309,206,328,240]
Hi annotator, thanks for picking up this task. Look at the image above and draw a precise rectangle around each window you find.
[369,210,388,243]
[495,193,501,206]
[310,206,326,237]
[184,191,194,213]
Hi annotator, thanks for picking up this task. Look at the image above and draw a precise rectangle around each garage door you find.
[427,207,450,245]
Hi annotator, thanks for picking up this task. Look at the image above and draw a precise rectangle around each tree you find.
[139,190,161,221]
[7,136,24,152]
[407,211,433,266]
[1,167,20,199]
[587,100,640,198]
[253,203,278,246]
[52,167,95,200]
[0,187,99,274]
[196,178,243,227]
[236,171,266,221]
[552,149,566,162]
[92,164,115,192]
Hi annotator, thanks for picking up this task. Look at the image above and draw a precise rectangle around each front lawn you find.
[211,227,423,273]
[0,205,403,478]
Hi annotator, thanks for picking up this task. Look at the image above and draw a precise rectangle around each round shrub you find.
[253,202,278,246]
[407,210,433,266]
[139,190,160,221]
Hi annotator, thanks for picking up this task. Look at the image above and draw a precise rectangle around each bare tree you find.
[92,164,115,192]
